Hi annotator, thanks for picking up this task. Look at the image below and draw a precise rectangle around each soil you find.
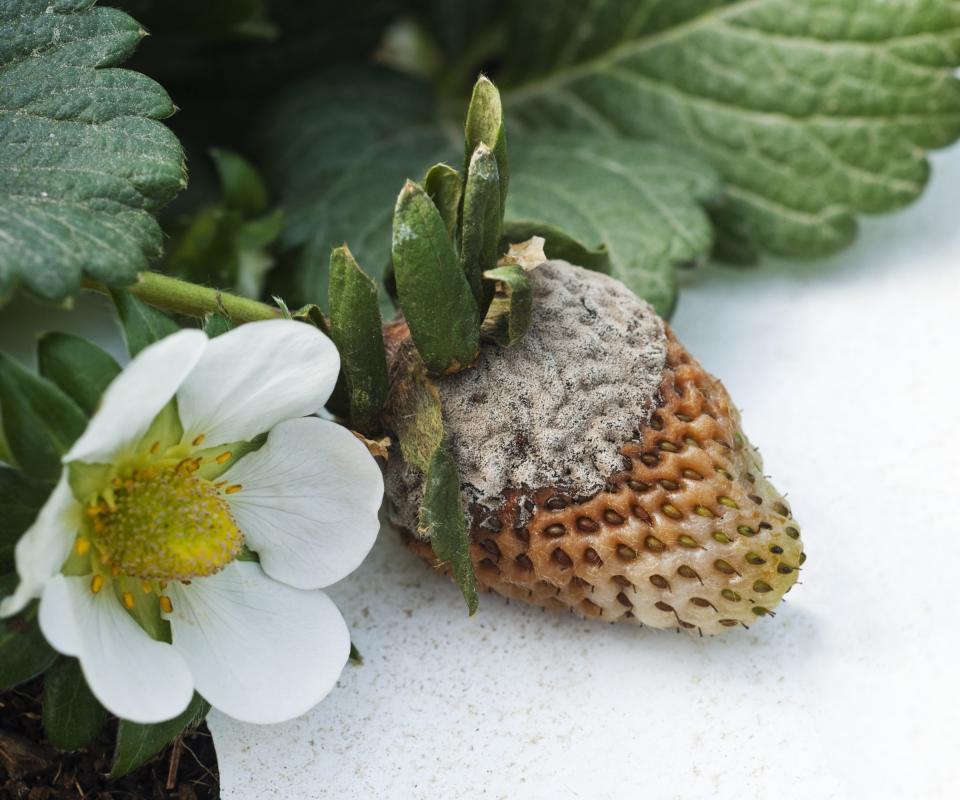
[0,679,219,800]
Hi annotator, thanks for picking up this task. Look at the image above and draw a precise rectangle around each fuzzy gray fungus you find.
[386,260,668,535]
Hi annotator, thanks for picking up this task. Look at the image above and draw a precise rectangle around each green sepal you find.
[385,346,444,474]
[349,641,363,665]
[392,180,479,375]
[42,657,108,751]
[210,148,269,217]
[461,144,501,313]
[112,576,169,642]
[235,545,261,563]
[111,693,211,779]
[423,163,462,242]
[0,354,87,481]
[111,289,180,357]
[328,246,389,434]
[204,312,234,338]
[37,333,121,417]
[193,433,266,481]
[501,220,608,272]
[420,442,477,616]
[464,76,508,219]
[0,575,58,690]
[291,303,330,331]
[135,400,184,457]
[68,461,113,505]
[289,304,351,418]
[481,265,533,347]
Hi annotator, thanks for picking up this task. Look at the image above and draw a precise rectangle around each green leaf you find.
[203,312,234,338]
[257,68,454,308]
[392,181,479,374]
[0,574,58,690]
[385,346,444,474]
[111,288,179,356]
[0,355,87,481]
[257,69,718,315]
[460,144,501,311]
[42,658,108,751]
[420,443,477,615]
[0,466,53,574]
[110,0,275,41]
[504,134,719,315]
[164,206,282,299]
[37,333,121,416]
[0,0,185,304]
[210,148,269,216]
[328,246,389,434]
[163,148,283,300]
[464,76,509,217]
[502,0,960,257]
[481,264,532,346]
[111,692,210,779]
[423,163,462,241]
[501,220,608,272]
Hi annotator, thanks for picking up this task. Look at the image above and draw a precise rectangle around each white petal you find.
[0,471,81,618]
[175,320,339,448]
[65,330,207,464]
[38,575,195,723]
[167,562,349,724]
[222,417,383,589]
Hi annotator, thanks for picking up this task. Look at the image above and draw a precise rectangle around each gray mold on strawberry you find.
[387,260,667,524]
[385,260,803,634]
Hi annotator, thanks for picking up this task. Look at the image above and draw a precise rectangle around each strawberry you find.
[385,260,802,634]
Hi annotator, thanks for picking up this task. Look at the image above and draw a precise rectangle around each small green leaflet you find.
[502,0,960,258]
[0,0,185,304]
[0,354,87,481]
[37,333,122,416]
[0,466,53,574]
[111,288,179,356]
[0,575,57,690]
[42,657,108,751]
[111,692,210,778]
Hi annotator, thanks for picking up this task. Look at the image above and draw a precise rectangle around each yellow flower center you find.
[87,465,244,582]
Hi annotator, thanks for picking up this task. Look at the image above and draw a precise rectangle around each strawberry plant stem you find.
[83,272,282,323]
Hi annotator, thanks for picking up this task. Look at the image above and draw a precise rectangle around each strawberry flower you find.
[0,320,383,724]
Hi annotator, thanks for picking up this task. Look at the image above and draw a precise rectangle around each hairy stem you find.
[83,272,281,323]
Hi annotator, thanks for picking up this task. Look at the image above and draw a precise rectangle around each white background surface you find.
[2,148,958,800]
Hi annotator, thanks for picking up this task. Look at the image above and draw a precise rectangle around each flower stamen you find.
[122,591,135,609]
[216,451,232,464]
[85,466,244,582]
[225,484,242,494]
[90,575,104,594]
[159,595,173,614]
[192,434,206,447]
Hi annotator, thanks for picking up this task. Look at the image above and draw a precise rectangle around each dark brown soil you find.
[0,679,219,800]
